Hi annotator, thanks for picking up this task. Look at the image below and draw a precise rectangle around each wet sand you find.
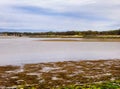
[41,38,120,42]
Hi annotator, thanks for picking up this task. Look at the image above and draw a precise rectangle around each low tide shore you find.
[41,38,120,42]
[0,36,120,42]
[0,59,120,88]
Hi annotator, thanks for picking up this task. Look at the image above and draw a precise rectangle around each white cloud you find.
[0,0,120,31]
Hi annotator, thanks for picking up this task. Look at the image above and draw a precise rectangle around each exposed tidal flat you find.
[41,37,120,42]
[0,59,120,88]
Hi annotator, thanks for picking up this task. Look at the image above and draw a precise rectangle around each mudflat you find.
[41,38,120,42]
[0,59,120,88]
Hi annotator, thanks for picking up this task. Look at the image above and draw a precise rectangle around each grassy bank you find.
[2,80,120,89]
[57,80,120,89]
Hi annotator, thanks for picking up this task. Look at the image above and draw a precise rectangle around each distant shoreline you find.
[0,36,27,39]
[0,36,120,42]
[41,38,120,42]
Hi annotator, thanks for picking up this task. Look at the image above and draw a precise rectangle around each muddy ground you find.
[0,59,120,88]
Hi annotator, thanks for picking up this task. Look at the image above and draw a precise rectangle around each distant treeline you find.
[0,29,120,37]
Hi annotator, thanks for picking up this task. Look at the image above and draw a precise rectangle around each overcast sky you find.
[0,0,120,32]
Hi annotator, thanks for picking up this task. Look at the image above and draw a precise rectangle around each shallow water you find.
[0,38,120,65]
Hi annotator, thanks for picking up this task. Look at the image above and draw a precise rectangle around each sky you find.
[0,0,120,32]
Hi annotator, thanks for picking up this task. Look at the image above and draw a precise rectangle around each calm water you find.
[0,38,120,65]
